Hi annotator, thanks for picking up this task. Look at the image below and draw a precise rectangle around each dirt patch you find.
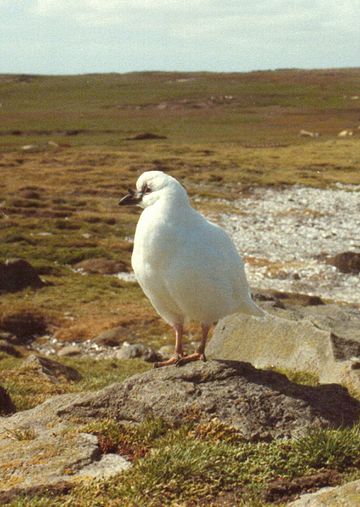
[262,469,341,504]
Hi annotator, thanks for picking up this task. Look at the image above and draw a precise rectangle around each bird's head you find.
[119,171,188,209]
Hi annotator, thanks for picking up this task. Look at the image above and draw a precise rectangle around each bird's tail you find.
[240,296,266,318]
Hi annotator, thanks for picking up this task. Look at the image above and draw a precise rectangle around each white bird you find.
[119,171,264,367]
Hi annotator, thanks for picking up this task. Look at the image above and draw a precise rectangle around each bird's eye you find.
[143,185,151,194]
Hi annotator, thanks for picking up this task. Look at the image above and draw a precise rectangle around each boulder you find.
[0,423,130,499]
[207,302,360,392]
[74,258,126,275]
[58,361,359,439]
[0,361,358,498]
[20,355,82,383]
[0,386,15,415]
[0,259,44,293]
[287,479,360,507]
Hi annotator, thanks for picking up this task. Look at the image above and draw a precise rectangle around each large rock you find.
[207,301,360,392]
[0,392,130,499]
[57,361,359,439]
[0,259,44,293]
[0,361,358,499]
[287,479,360,507]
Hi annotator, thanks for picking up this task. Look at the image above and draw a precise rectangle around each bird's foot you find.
[153,354,185,368]
[175,352,206,367]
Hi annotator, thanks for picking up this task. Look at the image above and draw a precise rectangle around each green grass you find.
[1,69,360,505]
[5,420,360,506]
[0,355,150,411]
[1,69,360,148]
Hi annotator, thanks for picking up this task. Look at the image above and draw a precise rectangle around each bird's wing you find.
[162,218,257,319]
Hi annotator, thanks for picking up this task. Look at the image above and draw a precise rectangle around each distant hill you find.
[0,68,359,148]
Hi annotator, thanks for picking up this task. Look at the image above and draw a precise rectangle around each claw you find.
[175,352,204,367]
[154,353,184,368]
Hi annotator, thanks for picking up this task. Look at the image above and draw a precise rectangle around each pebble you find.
[216,184,360,304]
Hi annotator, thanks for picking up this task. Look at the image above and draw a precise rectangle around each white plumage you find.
[119,171,263,367]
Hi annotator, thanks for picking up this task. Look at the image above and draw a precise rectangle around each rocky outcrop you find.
[0,360,358,498]
[0,259,44,293]
[59,361,359,439]
[287,479,360,507]
[207,300,360,392]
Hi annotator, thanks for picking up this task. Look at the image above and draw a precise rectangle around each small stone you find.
[20,354,82,383]
[76,453,130,479]
[115,342,161,362]
[74,258,127,275]
[94,326,132,347]
[57,345,82,357]
[158,345,173,359]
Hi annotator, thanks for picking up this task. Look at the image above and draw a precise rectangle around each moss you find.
[13,421,358,506]
[269,367,320,386]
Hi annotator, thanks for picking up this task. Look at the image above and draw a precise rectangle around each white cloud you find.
[31,0,360,36]
[1,0,359,73]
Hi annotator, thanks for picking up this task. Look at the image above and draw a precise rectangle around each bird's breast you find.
[132,210,179,274]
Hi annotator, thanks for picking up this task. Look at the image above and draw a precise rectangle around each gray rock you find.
[57,345,82,357]
[76,453,130,479]
[0,360,358,498]
[158,345,173,359]
[74,258,127,275]
[207,303,360,392]
[58,361,359,440]
[0,397,130,497]
[94,325,133,346]
[287,479,360,507]
[20,354,82,383]
[115,342,162,362]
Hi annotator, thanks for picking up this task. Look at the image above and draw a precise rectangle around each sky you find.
[1,0,359,75]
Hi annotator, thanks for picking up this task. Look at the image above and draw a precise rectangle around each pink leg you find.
[176,324,210,367]
[154,323,184,368]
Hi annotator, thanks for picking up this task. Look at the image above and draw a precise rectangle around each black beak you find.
[119,188,142,206]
